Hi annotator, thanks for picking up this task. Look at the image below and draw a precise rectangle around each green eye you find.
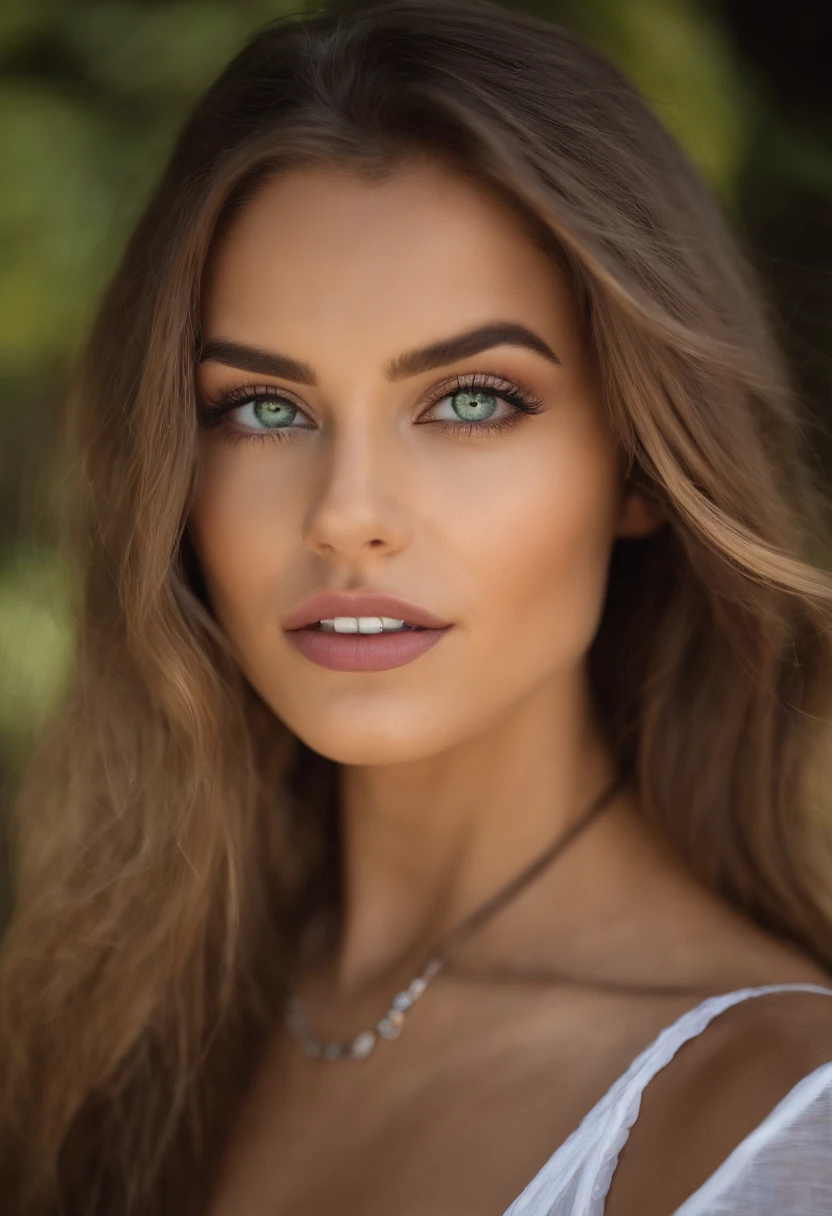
[253,399,298,428]
[450,390,499,422]
[198,371,544,445]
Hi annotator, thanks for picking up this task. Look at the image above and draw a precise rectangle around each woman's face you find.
[189,157,662,764]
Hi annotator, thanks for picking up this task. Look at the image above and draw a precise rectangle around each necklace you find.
[284,774,624,1061]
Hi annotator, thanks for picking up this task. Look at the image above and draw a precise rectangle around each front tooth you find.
[321,617,407,633]
[332,617,359,633]
[357,617,385,634]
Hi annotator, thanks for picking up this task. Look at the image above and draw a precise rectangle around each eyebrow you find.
[196,321,561,386]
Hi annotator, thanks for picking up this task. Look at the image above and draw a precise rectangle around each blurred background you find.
[1,0,830,916]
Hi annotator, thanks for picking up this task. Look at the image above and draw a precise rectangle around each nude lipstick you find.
[282,590,453,672]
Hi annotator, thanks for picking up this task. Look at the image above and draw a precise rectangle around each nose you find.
[301,420,412,563]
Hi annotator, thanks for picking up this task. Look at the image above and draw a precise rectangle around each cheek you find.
[451,429,619,678]
[187,441,294,654]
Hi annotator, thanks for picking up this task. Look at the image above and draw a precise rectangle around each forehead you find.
[200,157,579,366]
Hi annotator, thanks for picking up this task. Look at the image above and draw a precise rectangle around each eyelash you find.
[197,371,545,446]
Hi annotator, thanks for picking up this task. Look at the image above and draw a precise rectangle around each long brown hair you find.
[2,0,831,1211]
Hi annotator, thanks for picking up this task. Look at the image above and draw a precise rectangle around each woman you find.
[2,0,832,1212]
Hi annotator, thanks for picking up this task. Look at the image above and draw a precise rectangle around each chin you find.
[284,718,453,768]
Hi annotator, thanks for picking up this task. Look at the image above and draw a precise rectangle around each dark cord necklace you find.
[285,774,624,1061]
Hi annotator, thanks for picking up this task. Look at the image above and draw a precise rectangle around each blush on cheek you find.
[490,464,618,670]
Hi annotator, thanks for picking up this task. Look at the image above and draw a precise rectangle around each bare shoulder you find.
[604,975,832,1216]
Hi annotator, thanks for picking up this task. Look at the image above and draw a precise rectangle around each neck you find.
[318,667,624,998]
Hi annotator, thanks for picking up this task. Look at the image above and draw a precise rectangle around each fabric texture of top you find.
[500,983,832,1216]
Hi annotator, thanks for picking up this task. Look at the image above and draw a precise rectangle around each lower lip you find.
[284,626,453,671]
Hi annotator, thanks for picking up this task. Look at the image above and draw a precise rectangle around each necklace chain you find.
[285,775,624,1061]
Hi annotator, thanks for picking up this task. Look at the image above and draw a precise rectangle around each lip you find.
[282,590,452,631]
[285,624,452,672]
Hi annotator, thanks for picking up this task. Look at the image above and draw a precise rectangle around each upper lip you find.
[282,590,453,631]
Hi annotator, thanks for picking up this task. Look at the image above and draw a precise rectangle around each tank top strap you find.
[600,977,832,1128]
[502,983,832,1216]
[619,982,832,1100]
[574,982,832,1213]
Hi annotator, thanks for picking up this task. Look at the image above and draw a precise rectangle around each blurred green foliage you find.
[0,0,830,844]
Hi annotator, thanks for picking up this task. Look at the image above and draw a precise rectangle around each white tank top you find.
[501,983,832,1215]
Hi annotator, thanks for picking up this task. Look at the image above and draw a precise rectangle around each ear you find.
[614,474,667,540]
